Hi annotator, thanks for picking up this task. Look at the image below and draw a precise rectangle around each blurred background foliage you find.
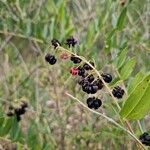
[0,0,149,149]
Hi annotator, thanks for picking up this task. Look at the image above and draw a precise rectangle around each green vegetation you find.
[0,0,149,149]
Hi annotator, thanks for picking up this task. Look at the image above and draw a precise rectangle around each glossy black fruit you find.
[66,36,77,47]
[101,73,112,83]
[90,85,99,94]
[93,79,103,90]
[51,39,61,49]
[86,97,94,109]
[112,86,125,99]
[83,61,94,70]
[93,98,102,109]
[87,74,95,83]
[15,107,25,115]
[87,97,102,109]
[45,54,57,65]
[70,55,82,64]
[139,132,150,146]
[78,66,85,76]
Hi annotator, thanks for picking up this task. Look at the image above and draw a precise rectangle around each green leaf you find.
[26,20,32,36]
[128,71,145,94]
[120,57,136,80]
[112,13,117,28]
[120,73,150,120]
[10,117,22,142]
[114,47,128,69]
[42,24,48,39]
[0,117,13,136]
[116,7,127,30]
[49,18,55,39]
[105,28,117,52]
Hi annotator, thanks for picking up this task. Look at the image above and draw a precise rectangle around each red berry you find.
[70,67,78,76]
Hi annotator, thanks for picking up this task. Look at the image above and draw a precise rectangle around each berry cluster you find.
[87,97,102,109]
[139,132,150,146]
[7,101,28,122]
[112,86,125,99]
[66,36,77,47]
[80,76,103,94]
[45,37,78,66]
[46,37,125,110]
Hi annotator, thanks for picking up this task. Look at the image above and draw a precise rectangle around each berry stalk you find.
[56,45,145,149]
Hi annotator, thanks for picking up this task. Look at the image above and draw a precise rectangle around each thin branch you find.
[66,92,146,150]
[56,45,145,149]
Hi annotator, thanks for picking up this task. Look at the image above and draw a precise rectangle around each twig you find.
[56,46,145,149]
[66,92,146,150]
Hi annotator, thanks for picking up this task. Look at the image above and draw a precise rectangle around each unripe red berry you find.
[70,67,78,76]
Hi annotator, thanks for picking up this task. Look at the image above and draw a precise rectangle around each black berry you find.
[70,54,82,64]
[78,66,85,76]
[87,74,95,83]
[87,97,102,109]
[139,132,150,146]
[66,36,77,47]
[45,54,57,65]
[78,78,85,85]
[93,98,102,109]
[112,86,125,99]
[82,84,90,93]
[86,97,94,109]
[93,79,103,90]
[101,73,112,83]
[83,61,94,70]
[51,39,61,49]
[90,85,99,94]
[15,107,25,116]
[82,82,98,94]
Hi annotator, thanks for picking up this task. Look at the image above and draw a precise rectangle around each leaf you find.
[26,20,32,36]
[105,28,117,52]
[120,73,150,120]
[42,24,48,39]
[128,71,145,94]
[114,47,128,69]
[120,57,136,80]
[0,118,13,136]
[49,18,55,39]
[112,13,117,28]
[116,7,127,30]
[10,117,22,142]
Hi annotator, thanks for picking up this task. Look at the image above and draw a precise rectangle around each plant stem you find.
[57,46,146,149]
[66,92,146,150]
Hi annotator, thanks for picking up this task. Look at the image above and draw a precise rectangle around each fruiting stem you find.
[57,46,121,109]
[57,46,145,149]
[66,93,146,150]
